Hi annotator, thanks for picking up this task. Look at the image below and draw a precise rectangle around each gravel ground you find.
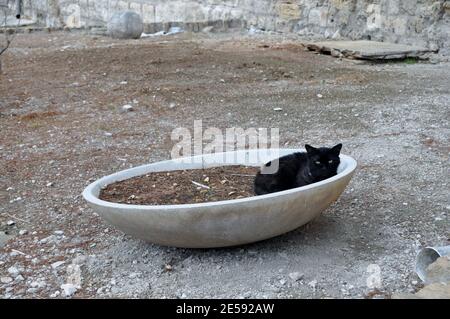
[0,30,449,299]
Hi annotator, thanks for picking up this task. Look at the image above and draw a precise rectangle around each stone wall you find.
[11,0,450,54]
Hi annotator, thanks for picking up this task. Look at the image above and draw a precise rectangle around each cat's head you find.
[305,143,342,179]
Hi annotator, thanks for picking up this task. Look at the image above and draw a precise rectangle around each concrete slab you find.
[306,40,434,60]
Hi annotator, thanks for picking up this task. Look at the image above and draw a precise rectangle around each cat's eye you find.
[328,160,333,164]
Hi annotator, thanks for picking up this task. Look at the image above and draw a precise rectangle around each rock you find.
[289,272,304,282]
[19,229,28,235]
[61,283,78,297]
[72,255,86,265]
[122,104,134,112]
[6,220,15,226]
[54,230,64,236]
[39,235,56,244]
[7,266,20,277]
[107,11,143,39]
[0,231,12,248]
[426,257,450,284]
[1,276,13,284]
[273,107,283,111]
[51,261,66,269]
[308,280,318,290]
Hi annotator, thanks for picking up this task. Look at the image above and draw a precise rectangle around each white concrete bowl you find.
[82,149,357,248]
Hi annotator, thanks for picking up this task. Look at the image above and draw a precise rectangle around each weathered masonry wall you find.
[11,1,450,54]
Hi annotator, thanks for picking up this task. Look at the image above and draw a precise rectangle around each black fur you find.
[254,144,342,195]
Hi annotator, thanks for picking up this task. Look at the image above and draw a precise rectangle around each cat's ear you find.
[331,143,342,155]
[305,144,317,154]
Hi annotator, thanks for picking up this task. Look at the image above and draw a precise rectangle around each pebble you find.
[273,107,283,111]
[54,230,64,236]
[7,220,15,226]
[122,104,134,112]
[72,255,87,265]
[7,266,20,277]
[289,272,304,282]
[39,235,56,244]
[19,229,28,235]
[51,261,66,269]
[317,94,323,98]
[1,276,13,284]
[308,280,318,290]
[61,283,78,297]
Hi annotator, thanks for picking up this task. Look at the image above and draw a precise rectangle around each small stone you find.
[51,261,66,269]
[50,291,61,298]
[1,276,13,284]
[61,283,78,297]
[288,272,304,282]
[72,255,87,265]
[308,280,318,290]
[164,264,173,271]
[19,229,28,235]
[273,107,283,111]
[54,230,64,236]
[317,94,323,98]
[128,272,140,279]
[46,182,54,187]
[122,104,134,112]
[7,266,20,277]
[6,220,15,226]
[39,235,56,244]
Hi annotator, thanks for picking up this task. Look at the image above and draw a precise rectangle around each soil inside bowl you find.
[99,165,259,205]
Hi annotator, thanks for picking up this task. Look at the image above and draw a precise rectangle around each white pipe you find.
[415,246,450,282]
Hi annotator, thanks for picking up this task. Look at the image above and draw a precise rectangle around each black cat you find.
[254,144,342,195]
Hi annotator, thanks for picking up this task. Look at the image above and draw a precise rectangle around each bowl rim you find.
[82,149,357,211]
